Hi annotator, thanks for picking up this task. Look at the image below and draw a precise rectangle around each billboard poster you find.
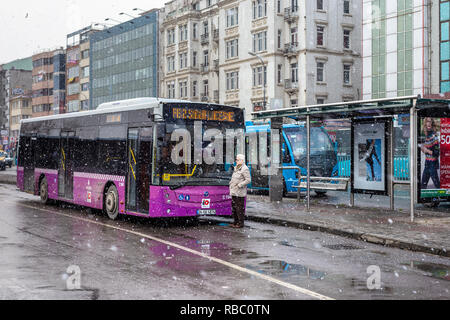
[352,121,386,194]
[419,117,450,202]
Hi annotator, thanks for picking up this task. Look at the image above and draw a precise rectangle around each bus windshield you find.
[284,127,334,162]
[155,122,237,187]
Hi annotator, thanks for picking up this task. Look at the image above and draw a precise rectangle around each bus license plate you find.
[198,210,216,215]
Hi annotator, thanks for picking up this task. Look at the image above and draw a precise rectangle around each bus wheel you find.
[39,177,49,204]
[105,185,119,220]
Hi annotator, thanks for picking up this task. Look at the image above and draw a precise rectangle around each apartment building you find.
[31,49,66,117]
[0,58,32,150]
[159,0,361,121]
[362,0,450,99]
[66,26,101,113]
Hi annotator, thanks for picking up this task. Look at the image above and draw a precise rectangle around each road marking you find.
[11,201,335,301]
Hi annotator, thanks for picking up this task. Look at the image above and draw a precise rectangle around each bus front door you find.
[126,127,152,214]
[58,131,75,199]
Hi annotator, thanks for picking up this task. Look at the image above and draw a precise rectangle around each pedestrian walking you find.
[229,154,251,228]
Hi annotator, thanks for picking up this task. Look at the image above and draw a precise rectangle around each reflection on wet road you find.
[0,184,449,300]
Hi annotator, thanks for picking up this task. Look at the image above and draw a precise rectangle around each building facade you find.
[89,10,160,109]
[159,0,362,121]
[362,0,450,99]
[0,58,32,150]
[66,26,101,113]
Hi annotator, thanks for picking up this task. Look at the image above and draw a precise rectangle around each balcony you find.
[201,33,209,45]
[200,63,209,73]
[283,42,299,57]
[201,93,209,102]
[213,29,219,42]
[213,59,219,72]
[284,6,299,23]
[284,79,299,94]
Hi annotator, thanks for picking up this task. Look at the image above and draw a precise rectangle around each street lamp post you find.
[248,51,266,110]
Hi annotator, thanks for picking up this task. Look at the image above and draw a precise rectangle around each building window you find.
[167,56,175,72]
[193,51,197,67]
[179,52,188,69]
[317,61,325,82]
[203,21,209,37]
[343,29,351,49]
[440,0,450,93]
[192,81,197,97]
[203,50,209,66]
[68,66,79,79]
[277,0,282,13]
[226,39,239,59]
[81,83,89,91]
[252,65,267,86]
[167,28,175,45]
[167,81,175,98]
[317,25,325,46]
[81,100,89,110]
[291,63,298,83]
[252,31,267,52]
[81,49,89,59]
[179,81,187,98]
[277,64,283,84]
[278,30,282,49]
[291,99,298,108]
[193,23,198,39]
[226,7,239,27]
[343,0,351,14]
[343,64,351,84]
[179,24,188,42]
[252,0,267,19]
[226,71,239,90]
[67,83,80,96]
[316,97,326,104]
[397,0,413,97]
[317,0,324,10]
[68,100,80,113]
[291,27,298,45]
[81,66,89,78]
[203,80,209,96]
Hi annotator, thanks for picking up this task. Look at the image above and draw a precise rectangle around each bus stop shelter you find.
[251,95,450,222]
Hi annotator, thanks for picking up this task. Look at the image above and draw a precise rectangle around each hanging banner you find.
[352,120,387,195]
[418,117,450,202]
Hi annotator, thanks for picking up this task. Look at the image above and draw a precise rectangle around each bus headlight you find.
[167,209,171,214]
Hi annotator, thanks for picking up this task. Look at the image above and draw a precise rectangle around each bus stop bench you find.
[292,177,349,191]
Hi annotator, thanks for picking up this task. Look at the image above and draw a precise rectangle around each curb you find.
[245,214,450,258]
[0,175,17,185]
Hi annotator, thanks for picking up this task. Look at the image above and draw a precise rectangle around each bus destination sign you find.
[167,105,236,123]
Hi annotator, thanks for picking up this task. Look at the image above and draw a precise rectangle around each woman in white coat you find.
[229,154,251,228]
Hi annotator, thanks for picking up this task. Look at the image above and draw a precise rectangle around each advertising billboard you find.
[418,117,450,203]
[352,120,387,195]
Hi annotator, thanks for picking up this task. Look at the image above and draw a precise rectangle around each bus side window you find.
[282,137,292,164]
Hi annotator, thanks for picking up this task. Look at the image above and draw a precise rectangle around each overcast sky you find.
[0,0,167,64]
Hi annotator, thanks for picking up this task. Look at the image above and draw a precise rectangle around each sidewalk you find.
[245,194,450,257]
[1,168,449,257]
[0,166,17,185]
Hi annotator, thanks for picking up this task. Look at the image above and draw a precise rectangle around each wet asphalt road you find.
[0,183,449,300]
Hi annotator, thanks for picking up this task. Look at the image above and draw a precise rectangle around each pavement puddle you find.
[407,261,450,281]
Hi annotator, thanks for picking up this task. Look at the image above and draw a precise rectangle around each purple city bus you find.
[17,98,245,220]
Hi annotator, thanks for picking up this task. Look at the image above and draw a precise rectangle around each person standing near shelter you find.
[229,154,251,228]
